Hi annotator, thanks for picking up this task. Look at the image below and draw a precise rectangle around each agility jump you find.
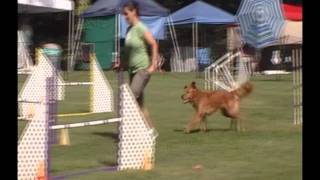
[18,50,114,119]
[18,68,158,180]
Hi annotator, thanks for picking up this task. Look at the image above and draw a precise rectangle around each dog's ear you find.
[191,81,196,88]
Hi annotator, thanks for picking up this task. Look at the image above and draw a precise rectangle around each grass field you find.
[18,72,302,180]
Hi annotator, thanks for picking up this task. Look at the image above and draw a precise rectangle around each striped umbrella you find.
[236,0,285,49]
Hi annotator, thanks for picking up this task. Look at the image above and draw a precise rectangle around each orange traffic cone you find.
[59,128,70,146]
[25,104,35,120]
[36,161,47,180]
[142,150,154,171]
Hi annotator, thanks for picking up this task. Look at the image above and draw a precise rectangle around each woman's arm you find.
[144,31,158,73]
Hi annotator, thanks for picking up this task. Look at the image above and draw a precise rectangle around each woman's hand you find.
[112,61,121,71]
[146,64,157,74]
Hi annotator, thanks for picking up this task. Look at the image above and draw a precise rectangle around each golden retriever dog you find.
[181,81,253,133]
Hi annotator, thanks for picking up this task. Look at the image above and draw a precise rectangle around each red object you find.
[282,3,302,21]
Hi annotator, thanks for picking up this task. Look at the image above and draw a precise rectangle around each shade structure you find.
[167,0,236,25]
[18,0,74,71]
[82,0,169,17]
[81,0,169,40]
[236,0,285,49]
[271,20,302,46]
[18,0,73,13]
[279,4,302,44]
[166,0,237,72]
[119,15,166,39]
[282,3,302,21]
[266,4,302,46]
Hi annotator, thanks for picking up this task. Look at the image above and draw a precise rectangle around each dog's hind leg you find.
[223,101,242,132]
[238,117,246,132]
[236,119,241,132]
[229,119,236,130]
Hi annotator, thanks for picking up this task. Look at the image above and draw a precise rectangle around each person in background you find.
[21,17,33,49]
[19,16,34,63]
[242,43,259,75]
[42,41,63,71]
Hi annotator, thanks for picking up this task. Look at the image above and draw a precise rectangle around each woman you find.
[114,1,158,126]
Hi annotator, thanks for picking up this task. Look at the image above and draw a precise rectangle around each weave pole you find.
[292,47,302,125]
[204,51,249,92]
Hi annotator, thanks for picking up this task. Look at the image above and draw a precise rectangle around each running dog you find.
[181,81,253,133]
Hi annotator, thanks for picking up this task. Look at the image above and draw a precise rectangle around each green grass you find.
[18,72,302,180]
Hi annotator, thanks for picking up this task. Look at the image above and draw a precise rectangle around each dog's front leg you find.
[184,113,204,133]
[184,114,197,133]
[200,116,208,132]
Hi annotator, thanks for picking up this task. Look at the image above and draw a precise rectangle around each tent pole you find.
[114,14,117,62]
[72,18,84,70]
[255,48,262,73]
[192,22,195,72]
[167,17,180,72]
[118,14,121,61]
[196,22,199,77]
[67,10,72,78]
[71,10,75,71]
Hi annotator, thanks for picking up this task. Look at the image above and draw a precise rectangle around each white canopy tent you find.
[18,0,73,13]
[276,20,302,45]
[226,19,302,49]
[18,0,75,71]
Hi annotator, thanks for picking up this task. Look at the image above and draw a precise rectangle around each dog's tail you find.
[232,82,254,98]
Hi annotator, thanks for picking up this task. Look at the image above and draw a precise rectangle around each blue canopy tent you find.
[82,0,168,17]
[166,0,236,72]
[81,0,169,69]
[168,0,236,25]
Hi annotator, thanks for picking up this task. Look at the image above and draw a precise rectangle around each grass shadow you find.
[206,128,233,132]
[98,160,118,167]
[254,78,289,82]
[92,132,119,142]
[173,128,233,134]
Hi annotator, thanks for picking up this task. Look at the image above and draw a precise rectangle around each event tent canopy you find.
[18,0,73,13]
[18,0,75,71]
[274,3,302,45]
[167,0,236,25]
[282,3,302,21]
[82,0,169,17]
[82,0,169,39]
[165,0,236,72]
